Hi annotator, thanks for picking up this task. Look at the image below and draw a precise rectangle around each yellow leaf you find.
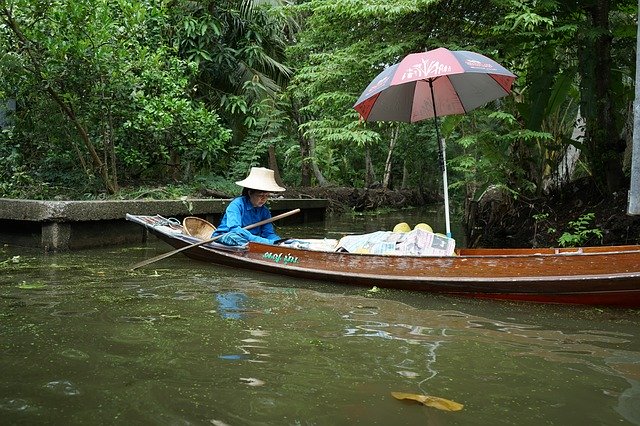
[391,392,464,412]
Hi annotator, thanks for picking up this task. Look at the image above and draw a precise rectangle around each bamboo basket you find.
[182,216,216,240]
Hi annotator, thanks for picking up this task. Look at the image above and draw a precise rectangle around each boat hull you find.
[127,214,640,307]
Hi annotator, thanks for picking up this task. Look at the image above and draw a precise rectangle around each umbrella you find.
[354,47,516,237]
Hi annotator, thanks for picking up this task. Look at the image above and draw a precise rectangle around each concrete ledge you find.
[0,198,327,251]
[0,198,327,221]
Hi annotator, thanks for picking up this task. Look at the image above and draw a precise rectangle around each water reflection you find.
[0,398,38,414]
[1,223,639,425]
[342,305,448,385]
[218,327,272,363]
[214,290,275,363]
[216,292,248,320]
[335,296,640,424]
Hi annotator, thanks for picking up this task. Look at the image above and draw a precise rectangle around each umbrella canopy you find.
[353,47,516,237]
[354,48,516,122]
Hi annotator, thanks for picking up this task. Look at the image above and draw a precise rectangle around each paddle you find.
[130,208,301,270]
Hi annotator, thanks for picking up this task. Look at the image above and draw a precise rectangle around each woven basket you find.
[183,216,216,240]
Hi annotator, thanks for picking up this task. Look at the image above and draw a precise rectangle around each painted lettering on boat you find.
[263,252,299,265]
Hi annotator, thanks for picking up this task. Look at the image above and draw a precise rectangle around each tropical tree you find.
[1,0,636,203]
[286,0,637,199]
[285,0,517,192]
[0,0,230,196]
[173,0,294,179]
[492,0,636,193]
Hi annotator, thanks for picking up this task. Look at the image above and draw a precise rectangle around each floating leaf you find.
[391,392,464,411]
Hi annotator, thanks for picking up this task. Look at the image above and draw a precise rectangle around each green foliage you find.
[226,97,291,179]
[532,212,556,243]
[557,213,603,248]
[118,51,231,180]
[0,0,231,196]
[493,0,636,191]
[287,0,538,194]
[193,174,238,196]
[1,0,637,206]
[174,0,293,145]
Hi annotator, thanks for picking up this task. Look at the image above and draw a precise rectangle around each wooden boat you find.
[126,214,640,307]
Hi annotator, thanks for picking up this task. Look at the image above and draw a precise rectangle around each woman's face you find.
[248,190,271,207]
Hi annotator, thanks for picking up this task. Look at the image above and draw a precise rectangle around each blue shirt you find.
[213,196,280,244]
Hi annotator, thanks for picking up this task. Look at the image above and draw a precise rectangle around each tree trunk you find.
[106,109,119,191]
[309,136,329,186]
[401,159,409,189]
[579,0,625,192]
[298,136,312,186]
[46,87,116,194]
[382,124,399,189]
[364,146,376,187]
[267,144,283,186]
[289,97,312,186]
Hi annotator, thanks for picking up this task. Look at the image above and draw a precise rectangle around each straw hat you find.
[235,167,286,192]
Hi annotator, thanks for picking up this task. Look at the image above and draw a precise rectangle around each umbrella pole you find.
[440,139,452,238]
[429,79,452,238]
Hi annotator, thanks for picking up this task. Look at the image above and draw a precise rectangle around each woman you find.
[213,167,286,246]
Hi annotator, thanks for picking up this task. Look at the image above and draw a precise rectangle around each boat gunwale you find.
[217,246,640,284]
[247,240,640,261]
[173,239,640,289]
[455,247,640,259]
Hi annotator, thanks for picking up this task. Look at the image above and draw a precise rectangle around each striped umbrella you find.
[354,48,516,237]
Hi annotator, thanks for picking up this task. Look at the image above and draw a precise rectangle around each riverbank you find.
[3,179,637,250]
[279,181,640,248]
[281,187,436,213]
[467,178,640,248]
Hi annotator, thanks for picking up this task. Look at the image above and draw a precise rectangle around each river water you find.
[1,208,639,425]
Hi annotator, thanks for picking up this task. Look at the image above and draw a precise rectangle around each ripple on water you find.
[118,315,161,324]
[44,380,81,396]
[172,290,201,301]
[108,324,155,344]
[60,348,90,360]
[0,398,39,413]
[247,328,270,337]
[240,377,265,386]
[50,308,98,318]
[137,293,161,299]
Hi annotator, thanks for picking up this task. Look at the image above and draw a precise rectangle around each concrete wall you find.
[0,198,327,251]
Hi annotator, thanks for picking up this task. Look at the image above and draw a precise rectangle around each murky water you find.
[1,208,639,425]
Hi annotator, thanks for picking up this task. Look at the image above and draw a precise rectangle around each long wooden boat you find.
[126,214,640,307]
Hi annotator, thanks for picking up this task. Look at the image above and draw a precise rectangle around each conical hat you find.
[235,167,286,192]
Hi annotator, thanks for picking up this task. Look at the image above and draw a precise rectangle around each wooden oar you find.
[130,208,301,270]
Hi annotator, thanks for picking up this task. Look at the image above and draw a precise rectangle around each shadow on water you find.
[0,209,639,425]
